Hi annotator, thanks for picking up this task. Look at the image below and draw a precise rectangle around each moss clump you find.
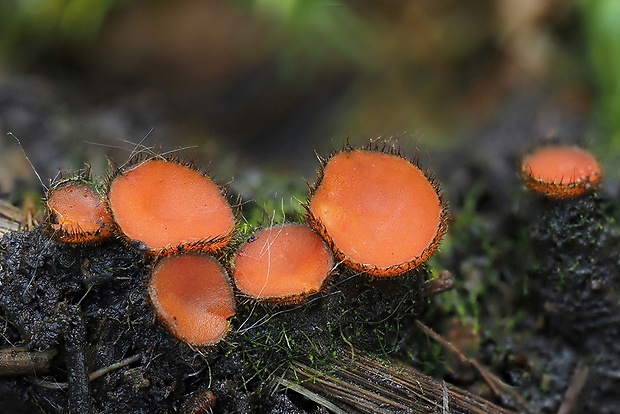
[528,195,620,352]
[328,270,427,353]
[231,267,428,393]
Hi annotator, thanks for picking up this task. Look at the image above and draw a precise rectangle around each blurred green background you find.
[0,0,617,207]
[2,3,619,411]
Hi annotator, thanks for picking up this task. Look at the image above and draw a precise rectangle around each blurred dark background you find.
[0,0,618,210]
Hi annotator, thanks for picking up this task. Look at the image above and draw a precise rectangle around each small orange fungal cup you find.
[45,179,114,243]
[107,158,236,254]
[148,253,235,346]
[231,223,334,302]
[306,145,448,277]
[521,145,603,199]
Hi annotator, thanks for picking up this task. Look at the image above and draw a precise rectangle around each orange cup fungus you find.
[148,253,235,346]
[307,147,447,277]
[521,145,603,199]
[107,159,235,254]
[46,179,114,243]
[232,223,334,301]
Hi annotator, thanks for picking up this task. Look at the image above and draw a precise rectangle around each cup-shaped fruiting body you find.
[521,145,603,199]
[107,158,235,254]
[307,145,447,277]
[45,179,114,243]
[148,253,235,346]
[232,223,334,301]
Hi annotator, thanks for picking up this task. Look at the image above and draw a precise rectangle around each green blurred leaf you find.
[0,0,123,64]
[579,0,620,154]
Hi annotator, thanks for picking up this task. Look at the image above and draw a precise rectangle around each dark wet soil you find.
[0,223,431,413]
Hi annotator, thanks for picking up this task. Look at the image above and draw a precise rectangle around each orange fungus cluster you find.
[44,142,449,346]
[41,140,607,348]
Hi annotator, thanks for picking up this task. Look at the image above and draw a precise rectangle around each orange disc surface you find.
[232,224,333,300]
[521,146,603,198]
[47,181,113,243]
[148,254,235,346]
[108,159,235,252]
[309,149,444,276]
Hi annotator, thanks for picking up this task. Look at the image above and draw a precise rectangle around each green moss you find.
[430,183,530,335]
[579,0,620,160]
[0,0,124,65]
[527,194,620,350]
[228,266,428,391]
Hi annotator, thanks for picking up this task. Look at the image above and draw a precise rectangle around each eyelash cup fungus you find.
[148,253,235,346]
[107,158,236,255]
[306,145,448,277]
[232,223,334,302]
[520,144,620,355]
[46,178,114,244]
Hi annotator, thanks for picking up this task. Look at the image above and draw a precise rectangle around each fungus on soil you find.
[306,145,447,277]
[45,178,114,243]
[521,145,603,199]
[107,158,235,254]
[232,223,334,302]
[148,253,235,346]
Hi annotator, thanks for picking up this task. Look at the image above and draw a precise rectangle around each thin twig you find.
[557,362,589,414]
[34,354,142,391]
[0,347,57,375]
[415,319,532,413]
[278,377,349,414]
[415,319,469,364]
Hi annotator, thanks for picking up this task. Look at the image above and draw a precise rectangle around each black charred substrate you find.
[0,228,236,413]
[528,194,620,412]
[0,225,446,413]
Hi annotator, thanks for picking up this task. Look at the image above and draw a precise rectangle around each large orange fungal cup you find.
[107,159,235,254]
[307,147,447,277]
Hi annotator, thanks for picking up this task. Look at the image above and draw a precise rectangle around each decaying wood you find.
[280,350,517,414]
[415,319,531,413]
[0,346,57,375]
[0,200,23,237]
[557,362,589,414]
[0,197,41,237]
